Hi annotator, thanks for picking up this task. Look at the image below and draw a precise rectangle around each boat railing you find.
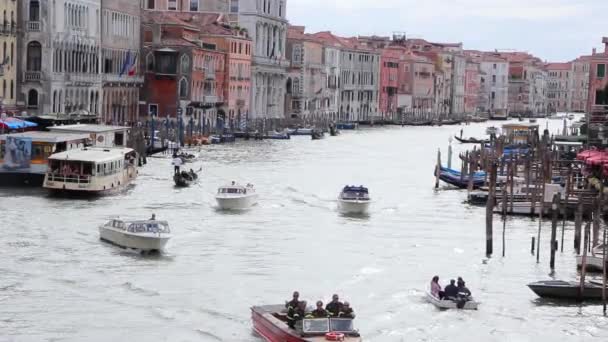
[46,173,91,185]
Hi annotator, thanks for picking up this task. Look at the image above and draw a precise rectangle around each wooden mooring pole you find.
[486,161,497,256]
[435,148,441,189]
[579,222,591,300]
[550,193,560,270]
[574,199,583,255]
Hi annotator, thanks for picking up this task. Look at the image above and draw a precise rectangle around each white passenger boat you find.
[576,244,608,272]
[99,218,171,252]
[215,182,258,210]
[485,126,499,135]
[425,292,479,310]
[337,185,371,215]
[43,147,138,195]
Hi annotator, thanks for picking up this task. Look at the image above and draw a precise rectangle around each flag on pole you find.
[119,51,132,77]
[128,54,138,76]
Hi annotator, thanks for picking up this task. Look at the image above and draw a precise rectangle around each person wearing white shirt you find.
[172,156,183,174]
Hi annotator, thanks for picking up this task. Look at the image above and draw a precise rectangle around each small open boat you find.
[454,136,489,144]
[425,292,479,310]
[173,168,201,187]
[576,244,608,272]
[527,280,608,300]
[251,305,362,342]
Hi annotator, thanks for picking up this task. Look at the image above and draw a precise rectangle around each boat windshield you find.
[330,318,355,332]
[218,187,245,194]
[301,318,329,333]
[127,221,170,234]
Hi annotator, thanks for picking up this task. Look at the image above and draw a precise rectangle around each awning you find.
[0,117,38,129]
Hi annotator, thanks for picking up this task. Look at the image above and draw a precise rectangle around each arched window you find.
[26,41,42,71]
[28,89,39,108]
[146,52,154,71]
[180,54,190,74]
[179,78,188,98]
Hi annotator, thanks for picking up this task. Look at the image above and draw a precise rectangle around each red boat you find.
[251,304,362,342]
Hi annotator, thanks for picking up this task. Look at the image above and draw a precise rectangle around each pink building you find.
[379,47,401,119]
[588,37,608,114]
[464,59,480,114]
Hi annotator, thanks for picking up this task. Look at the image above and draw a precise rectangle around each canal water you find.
[1,117,607,342]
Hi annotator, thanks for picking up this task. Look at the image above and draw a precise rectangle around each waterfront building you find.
[464,59,481,114]
[0,0,17,113]
[570,56,591,113]
[587,37,608,114]
[140,11,229,132]
[100,0,143,124]
[18,0,102,118]
[140,0,230,13]
[465,52,509,117]
[379,46,400,120]
[546,62,572,113]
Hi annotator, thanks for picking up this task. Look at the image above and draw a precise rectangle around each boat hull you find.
[425,292,479,310]
[528,280,606,300]
[216,194,258,210]
[338,199,370,215]
[99,227,170,252]
[576,255,607,272]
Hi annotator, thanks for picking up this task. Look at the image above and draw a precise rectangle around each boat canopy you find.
[0,117,38,130]
[343,186,368,193]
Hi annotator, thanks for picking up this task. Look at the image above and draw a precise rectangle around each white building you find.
[19,0,102,117]
[479,55,509,116]
[237,0,289,119]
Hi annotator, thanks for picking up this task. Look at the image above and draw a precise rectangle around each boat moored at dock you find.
[99,218,171,252]
[576,244,608,272]
[251,305,362,342]
[527,280,608,301]
[337,186,371,215]
[215,182,258,210]
[43,147,138,195]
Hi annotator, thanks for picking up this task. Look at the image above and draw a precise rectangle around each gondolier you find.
[172,154,183,175]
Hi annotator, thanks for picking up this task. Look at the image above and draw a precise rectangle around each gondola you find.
[173,168,201,187]
[311,130,325,140]
[404,120,433,126]
[454,136,489,144]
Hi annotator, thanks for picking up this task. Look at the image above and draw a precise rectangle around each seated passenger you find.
[430,276,444,299]
[325,294,343,317]
[308,301,329,318]
[338,301,355,319]
[444,279,459,299]
[457,280,472,298]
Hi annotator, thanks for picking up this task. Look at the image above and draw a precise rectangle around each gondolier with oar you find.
[172,153,183,175]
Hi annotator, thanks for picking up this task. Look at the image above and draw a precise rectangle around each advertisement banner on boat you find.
[2,136,32,171]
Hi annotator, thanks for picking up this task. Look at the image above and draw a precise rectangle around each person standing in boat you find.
[325,294,343,317]
[444,279,459,299]
[285,291,300,310]
[338,302,355,318]
[287,300,307,329]
[308,301,329,318]
[430,276,444,299]
[172,154,183,175]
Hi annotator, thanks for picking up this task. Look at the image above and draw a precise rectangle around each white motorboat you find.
[425,292,479,310]
[44,147,138,195]
[576,244,608,272]
[485,126,499,135]
[215,182,258,210]
[99,218,172,252]
[337,185,371,215]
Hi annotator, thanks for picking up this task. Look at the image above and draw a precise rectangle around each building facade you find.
[101,0,143,124]
[19,0,102,117]
[379,47,400,120]
[140,0,229,13]
[478,54,509,116]
[588,38,608,114]
[464,59,480,114]
[0,0,17,113]
[546,62,571,113]
[238,0,289,119]
[570,56,590,113]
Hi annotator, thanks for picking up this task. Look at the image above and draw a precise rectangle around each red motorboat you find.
[251,304,362,342]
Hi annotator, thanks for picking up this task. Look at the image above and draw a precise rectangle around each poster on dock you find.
[2,136,32,171]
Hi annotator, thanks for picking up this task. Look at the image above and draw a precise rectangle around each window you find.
[29,0,40,21]
[230,0,239,13]
[180,54,190,74]
[179,78,188,98]
[28,89,39,108]
[168,0,177,10]
[190,0,199,11]
[597,64,606,78]
[26,41,42,71]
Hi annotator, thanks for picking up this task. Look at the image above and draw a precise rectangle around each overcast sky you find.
[287,0,608,62]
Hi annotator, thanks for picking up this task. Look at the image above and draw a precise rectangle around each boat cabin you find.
[501,123,539,145]
[0,131,90,185]
[48,124,130,148]
[104,219,171,234]
[341,186,370,200]
[218,184,254,195]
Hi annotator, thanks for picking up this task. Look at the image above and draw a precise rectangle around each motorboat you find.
[485,126,499,135]
[173,168,201,187]
[287,128,314,136]
[44,147,138,195]
[336,122,358,130]
[568,114,576,120]
[425,292,479,310]
[99,218,172,252]
[337,186,371,215]
[251,305,362,342]
[215,182,258,210]
[263,130,291,140]
[576,244,608,272]
[527,280,608,300]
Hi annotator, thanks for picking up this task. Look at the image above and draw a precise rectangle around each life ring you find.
[325,332,345,341]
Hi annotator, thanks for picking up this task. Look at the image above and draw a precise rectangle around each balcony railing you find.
[46,173,91,186]
[203,95,218,104]
[27,21,41,32]
[67,73,101,84]
[102,74,144,84]
[24,71,42,82]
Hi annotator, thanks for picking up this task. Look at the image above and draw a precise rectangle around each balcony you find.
[203,95,218,104]
[253,56,290,68]
[102,74,144,84]
[27,21,41,32]
[67,73,101,85]
[205,72,216,80]
[24,71,42,82]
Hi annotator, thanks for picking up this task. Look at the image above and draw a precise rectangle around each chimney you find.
[603,37,608,53]
[593,48,597,55]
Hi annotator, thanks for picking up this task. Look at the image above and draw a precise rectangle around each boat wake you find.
[195,329,223,341]
[122,282,160,297]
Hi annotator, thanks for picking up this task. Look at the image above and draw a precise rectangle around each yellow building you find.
[0,0,16,112]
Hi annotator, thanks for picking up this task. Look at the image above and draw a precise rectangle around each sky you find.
[287,0,608,62]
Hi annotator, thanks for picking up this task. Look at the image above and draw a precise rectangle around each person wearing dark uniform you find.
[444,279,459,299]
[285,291,300,310]
[287,301,307,329]
[325,294,343,317]
[338,301,355,319]
[308,301,329,318]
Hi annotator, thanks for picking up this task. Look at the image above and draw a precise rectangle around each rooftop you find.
[49,147,135,163]
[545,62,571,70]
[48,124,130,133]
[0,131,90,143]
